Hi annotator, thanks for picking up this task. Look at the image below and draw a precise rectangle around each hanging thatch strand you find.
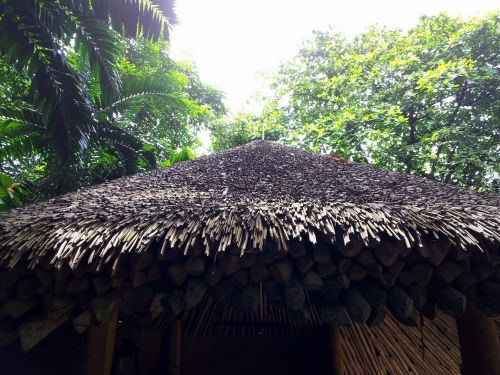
[0,140,499,353]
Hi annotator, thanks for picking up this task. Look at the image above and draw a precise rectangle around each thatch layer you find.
[0,141,498,271]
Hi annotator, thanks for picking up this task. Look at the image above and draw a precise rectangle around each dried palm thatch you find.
[1,141,498,269]
[0,141,499,355]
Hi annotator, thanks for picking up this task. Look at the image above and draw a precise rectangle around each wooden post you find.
[328,325,345,375]
[456,302,500,375]
[83,309,118,375]
[166,319,182,375]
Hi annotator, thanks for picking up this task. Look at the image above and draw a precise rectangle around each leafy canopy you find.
[213,13,500,193]
[0,0,224,201]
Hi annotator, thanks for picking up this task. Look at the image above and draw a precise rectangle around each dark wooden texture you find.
[0,321,87,375]
[456,302,500,375]
[181,334,331,375]
[328,326,345,375]
[166,320,181,375]
[83,310,118,375]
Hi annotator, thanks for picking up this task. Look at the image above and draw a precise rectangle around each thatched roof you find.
[0,140,498,271]
[0,140,499,358]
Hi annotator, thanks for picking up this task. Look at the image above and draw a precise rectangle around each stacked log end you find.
[0,234,499,351]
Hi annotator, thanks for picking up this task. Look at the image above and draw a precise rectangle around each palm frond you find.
[0,118,47,160]
[99,90,186,117]
[74,14,123,106]
[0,1,95,158]
[95,123,156,169]
[91,0,174,41]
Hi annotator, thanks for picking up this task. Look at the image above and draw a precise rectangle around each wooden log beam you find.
[146,261,162,282]
[233,286,260,313]
[249,264,269,283]
[320,280,342,304]
[411,263,433,287]
[313,243,331,264]
[73,310,92,334]
[211,279,234,302]
[320,304,350,326]
[477,281,500,315]
[83,309,118,375]
[437,261,464,283]
[219,255,241,276]
[92,276,111,296]
[289,240,306,258]
[367,309,386,327]
[230,269,248,289]
[362,285,388,313]
[270,258,293,285]
[150,292,167,319]
[348,263,367,282]
[20,313,69,351]
[166,261,188,285]
[427,238,451,266]
[166,320,182,375]
[0,318,18,347]
[182,278,207,309]
[263,279,285,307]
[240,253,257,268]
[456,302,500,375]
[131,251,154,270]
[303,272,324,291]
[91,290,120,322]
[429,282,467,316]
[205,267,223,286]
[130,269,146,288]
[284,279,305,311]
[344,289,371,323]
[185,256,205,276]
[328,325,345,375]
[388,286,414,322]
[3,296,37,319]
[316,262,337,279]
[296,256,314,274]
[373,241,399,267]
[357,250,375,266]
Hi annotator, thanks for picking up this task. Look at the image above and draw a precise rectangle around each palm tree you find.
[0,0,177,193]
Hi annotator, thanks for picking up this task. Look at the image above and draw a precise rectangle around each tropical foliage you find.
[213,13,500,193]
[0,172,21,211]
[0,0,225,200]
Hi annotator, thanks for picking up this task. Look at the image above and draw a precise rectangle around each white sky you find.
[170,0,499,114]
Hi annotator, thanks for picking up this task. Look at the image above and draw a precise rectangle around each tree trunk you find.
[456,302,500,375]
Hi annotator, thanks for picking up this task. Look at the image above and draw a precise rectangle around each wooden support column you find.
[83,310,118,375]
[166,319,182,375]
[456,302,500,375]
[328,325,345,375]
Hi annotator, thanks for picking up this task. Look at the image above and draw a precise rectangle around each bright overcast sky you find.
[170,0,499,114]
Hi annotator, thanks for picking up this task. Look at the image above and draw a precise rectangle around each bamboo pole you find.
[83,309,118,375]
[455,302,500,375]
[166,319,182,375]
[328,325,345,375]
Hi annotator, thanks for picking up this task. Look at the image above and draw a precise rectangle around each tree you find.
[0,41,226,198]
[217,13,499,192]
[0,0,176,194]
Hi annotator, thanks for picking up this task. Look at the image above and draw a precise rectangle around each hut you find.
[0,140,499,375]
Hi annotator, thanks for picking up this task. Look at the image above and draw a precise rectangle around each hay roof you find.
[0,141,498,270]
